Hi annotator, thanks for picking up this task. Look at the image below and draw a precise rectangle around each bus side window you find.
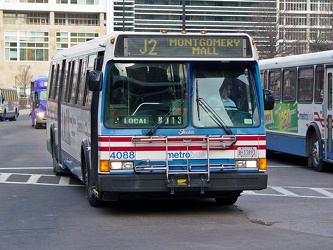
[69,60,79,104]
[269,70,281,102]
[282,68,296,102]
[49,64,56,99]
[298,67,314,103]
[76,58,87,106]
[314,65,324,103]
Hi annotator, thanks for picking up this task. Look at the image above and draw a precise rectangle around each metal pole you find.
[123,0,125,31]
[182,0,185,31]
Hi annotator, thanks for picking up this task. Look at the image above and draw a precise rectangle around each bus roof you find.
[32,76,48,88]
[259,50,333,70]
[0,86,18,90]
[51,31,259,62]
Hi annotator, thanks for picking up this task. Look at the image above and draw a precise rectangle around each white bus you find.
[47,31,274,207]
[0,86,19,122]
[260,50,333,172]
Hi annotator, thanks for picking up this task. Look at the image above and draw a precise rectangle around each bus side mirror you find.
[88,70,103,92]
[263,89,274,110]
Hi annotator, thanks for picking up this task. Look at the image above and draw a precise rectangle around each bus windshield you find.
[193,66,259,127]
[39,90,47,101]
[104,62,188,128]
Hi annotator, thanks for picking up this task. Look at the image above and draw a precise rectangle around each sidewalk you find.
[20,109,30,115]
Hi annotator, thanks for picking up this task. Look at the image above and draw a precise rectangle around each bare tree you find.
[308,5,333,53]
[247,2,280,59]
[16,65,33,97]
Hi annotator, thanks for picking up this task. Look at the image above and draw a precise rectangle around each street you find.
[1,112,333,250]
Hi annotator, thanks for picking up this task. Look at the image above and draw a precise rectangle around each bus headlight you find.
[36,111,45,118]
[235,160,257,168]
[109,161,134,171]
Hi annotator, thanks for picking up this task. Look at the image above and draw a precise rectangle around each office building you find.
[1,0,332,91]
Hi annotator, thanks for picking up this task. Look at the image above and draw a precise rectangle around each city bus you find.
[259,50,333,172]
[0,86,19,122]
[46,31,274,207]
[30,76,48,129]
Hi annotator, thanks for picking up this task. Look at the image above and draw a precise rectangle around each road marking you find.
[0,172,82,187]
[310,188,333,198]
[270,186,300,197]
[0,173,11,182]
[0,167,52,170]
[1,172,333,200]
[59,176,71,185]
[27,174,42,184]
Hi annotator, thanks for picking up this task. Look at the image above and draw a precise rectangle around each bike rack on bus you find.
[132,135,237,194]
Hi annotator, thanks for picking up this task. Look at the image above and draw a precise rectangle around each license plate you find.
[237,147,257,158]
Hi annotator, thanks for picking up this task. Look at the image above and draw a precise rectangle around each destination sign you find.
[119,115,183,126]
[115,34,252,58]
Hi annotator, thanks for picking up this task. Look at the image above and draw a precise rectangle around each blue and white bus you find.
[260,50,333,172]
[47,31,274,207]
[30,76,48,129]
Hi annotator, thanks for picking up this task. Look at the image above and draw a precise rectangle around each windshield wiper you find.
[195,80,232,135]
[145,100,185,136]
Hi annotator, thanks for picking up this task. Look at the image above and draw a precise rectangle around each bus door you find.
[325,67,333,161]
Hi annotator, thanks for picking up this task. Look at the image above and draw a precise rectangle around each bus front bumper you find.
[97,172,267,201]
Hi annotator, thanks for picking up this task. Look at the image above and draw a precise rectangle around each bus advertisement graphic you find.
[265,103,298,133]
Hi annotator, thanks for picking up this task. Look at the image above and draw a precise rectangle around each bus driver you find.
[219,78,237,110]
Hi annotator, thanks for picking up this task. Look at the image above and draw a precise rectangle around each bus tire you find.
[1,112,6,121]
[9,111,17,121]
[307,131,326,172]
[86,159,103,207]
[51,137,69,176]
[215,194,239,205]
[52,142,61,176]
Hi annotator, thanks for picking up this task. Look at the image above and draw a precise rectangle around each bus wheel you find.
[9,111,17,121]
[51,142,67,176]
[308,132,325,172]
[86,163,103,207]
[52,145,61,176]
[215,195,239,205]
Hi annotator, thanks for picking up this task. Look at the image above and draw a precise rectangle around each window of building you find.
[19,0,49,3]
[56,0,99,4]
[4,12,49,25]
[5,31,49,61]
[55,32,99,52]
[55,13,99,26]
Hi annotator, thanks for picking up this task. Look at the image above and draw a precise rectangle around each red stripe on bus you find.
[99,144,266,152]
[98,135,266,142]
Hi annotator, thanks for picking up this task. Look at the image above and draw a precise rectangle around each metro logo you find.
[167,151,206,159]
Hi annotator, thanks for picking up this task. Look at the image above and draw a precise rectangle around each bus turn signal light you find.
[259,158,267,171]
[100,160,110,172]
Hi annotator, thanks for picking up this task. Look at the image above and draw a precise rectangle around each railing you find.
[132,135,237,194]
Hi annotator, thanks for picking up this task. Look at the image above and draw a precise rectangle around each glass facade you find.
[5,31,49,61]
[112,0,333,57]
[278,0,333,55]
[56,32,99,52]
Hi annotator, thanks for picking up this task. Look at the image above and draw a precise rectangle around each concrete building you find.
[1,0,107,93]
[1,0,332,91]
